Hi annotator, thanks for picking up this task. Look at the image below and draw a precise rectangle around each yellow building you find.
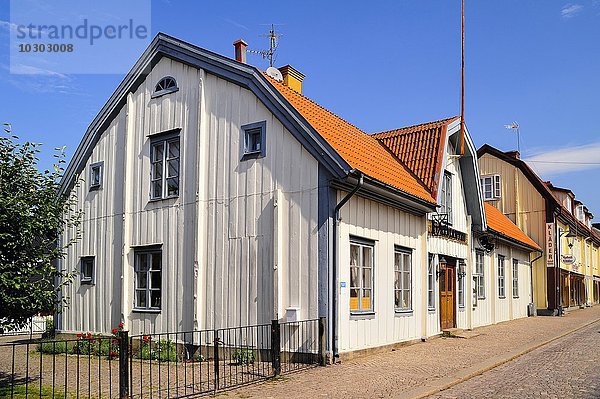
[477,145,600,314]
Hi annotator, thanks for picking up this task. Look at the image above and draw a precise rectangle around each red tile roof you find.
[484,203,541,251]
[265,75,435,204]
[373,117,459,196]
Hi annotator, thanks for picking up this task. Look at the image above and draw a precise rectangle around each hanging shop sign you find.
[546,223,555,267]
[561,254,576,265]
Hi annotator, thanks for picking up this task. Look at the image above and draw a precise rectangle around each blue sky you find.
[1,0,599,216]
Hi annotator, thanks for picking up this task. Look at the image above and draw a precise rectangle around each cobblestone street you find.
[429,318,600,399]
[225,306,600,399]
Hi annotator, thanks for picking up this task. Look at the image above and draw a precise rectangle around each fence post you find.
[118,330,129,399]
[318,316,326,366]
[271,319,281,376]
[213,330,220,391]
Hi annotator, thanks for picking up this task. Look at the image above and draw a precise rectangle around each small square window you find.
[89,162,103,190]
[81,257,95,285]
[241,121,266,159]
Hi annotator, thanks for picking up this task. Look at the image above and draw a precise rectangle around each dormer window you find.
[576,205,585,221]
[439,172,453,225]
[152,76,178,98]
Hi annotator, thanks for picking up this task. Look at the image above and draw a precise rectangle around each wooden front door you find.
[439,263,456,330]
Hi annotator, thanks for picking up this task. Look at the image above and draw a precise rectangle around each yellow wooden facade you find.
[478,149,600,313]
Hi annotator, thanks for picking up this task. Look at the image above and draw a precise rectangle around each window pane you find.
[394,290,401,309]
[362,289,371,310]
[150,271,161,289]
[136,290,147,308]
[152,163,163,180]
[166,178,179,196]
[91,167,101,186]
[150,290,161,308]
[363,247,373,268]
[167,159,179,178]
[394,252,401,272]
[403,254,411,272]
[151,253,162,270]
[151,180,162,199]
[136,272,147,288]
[350,289,359,310]
[403,290,411,309]
[137,254,148,271]
[394,271,401,290]
[167,140,179,159]
[403,270,410,289]
[246,129,262,153]
[363,268,372,289]
[350,266,359,288]
[152,143,164,162]
[350,245,359,267]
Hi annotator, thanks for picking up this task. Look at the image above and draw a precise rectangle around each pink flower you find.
[112,328,117,334]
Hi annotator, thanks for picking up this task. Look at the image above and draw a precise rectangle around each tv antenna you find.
[504,121,521,153]
[247,24,283,67]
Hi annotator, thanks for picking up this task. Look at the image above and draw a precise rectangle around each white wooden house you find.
[57,33,540,360]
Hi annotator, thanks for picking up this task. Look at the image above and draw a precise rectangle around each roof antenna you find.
[504,122,521,153]
[459,0,466,157]
[247,24,283,67]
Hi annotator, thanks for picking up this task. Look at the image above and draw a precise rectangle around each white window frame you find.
[427,254,436,310]
[394,247,412,312]
[80,256,95,285]
[498,255,506,298]
[134,248,162,311]
[150,135,180,200]
[480,175,501,201]
[89,161,103,190]
[512,259,519,298]
[440,172,453,225]
[349,238,374,314]
[475,250,485,299]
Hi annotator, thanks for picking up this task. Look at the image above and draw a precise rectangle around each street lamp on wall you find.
[458,262,466,279]
[436,256,447,280]
[560,228,576,250]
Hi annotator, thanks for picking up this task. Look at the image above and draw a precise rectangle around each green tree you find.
[0,124,82,330]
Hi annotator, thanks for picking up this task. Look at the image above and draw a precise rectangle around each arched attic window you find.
[152,76,178,98]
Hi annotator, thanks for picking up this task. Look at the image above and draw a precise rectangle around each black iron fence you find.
[0,318,325,398]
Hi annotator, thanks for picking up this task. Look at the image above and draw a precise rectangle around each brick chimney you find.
[278,65,305,93]
[233,39,247,63]
[505,150,520,160]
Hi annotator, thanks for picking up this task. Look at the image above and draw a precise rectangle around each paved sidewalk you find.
[224,306,600,399]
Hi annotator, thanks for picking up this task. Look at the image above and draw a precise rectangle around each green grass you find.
[0,383,68,399]
[37,338,119,358]
[138,339,178,362]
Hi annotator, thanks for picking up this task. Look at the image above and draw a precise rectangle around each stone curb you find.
[407,317,600,399]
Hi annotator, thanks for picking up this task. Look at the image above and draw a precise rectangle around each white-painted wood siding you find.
[58,57,320,335]
[337,193,427,353]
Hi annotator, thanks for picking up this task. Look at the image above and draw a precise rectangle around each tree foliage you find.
[0,124,81,330]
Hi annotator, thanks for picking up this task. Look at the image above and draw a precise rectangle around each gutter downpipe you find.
[332,172,363,362]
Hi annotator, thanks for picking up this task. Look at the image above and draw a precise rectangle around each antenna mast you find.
[460,0,465,156]
[247,24,283,67]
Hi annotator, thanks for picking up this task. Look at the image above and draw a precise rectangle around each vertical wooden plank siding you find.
[59,57,320,334]
[337,193,426,353]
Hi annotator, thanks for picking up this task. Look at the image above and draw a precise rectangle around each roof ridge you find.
[372,116,460,138]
